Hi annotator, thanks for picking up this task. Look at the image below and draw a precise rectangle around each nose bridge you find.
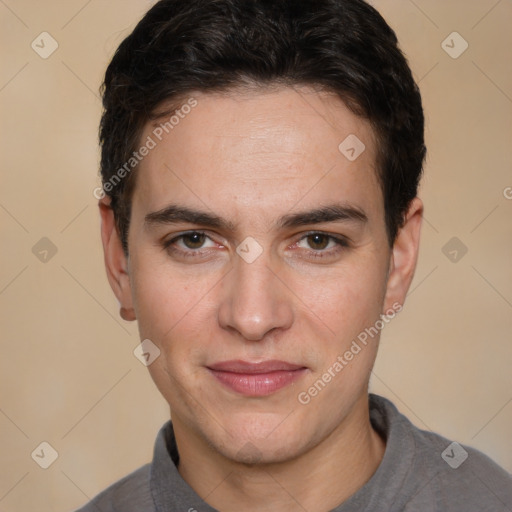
[218,246,293,341]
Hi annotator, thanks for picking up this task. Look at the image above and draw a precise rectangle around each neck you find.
[173,393,385,512]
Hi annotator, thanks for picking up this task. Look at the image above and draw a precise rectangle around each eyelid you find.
[285,231,351,262]
[162,230,219,248]
[161,229,350,260]
[294,230,351,247]
[162,229,349,244]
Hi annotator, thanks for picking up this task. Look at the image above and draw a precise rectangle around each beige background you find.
[0,0,511,510]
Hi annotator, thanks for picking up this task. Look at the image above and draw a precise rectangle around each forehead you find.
[132,86,383,228]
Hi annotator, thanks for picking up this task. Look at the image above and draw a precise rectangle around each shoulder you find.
[411,425,511,509]
[370,394,512,511]
[73,463,153,512]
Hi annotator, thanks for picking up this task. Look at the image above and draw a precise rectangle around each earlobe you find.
[383,197,423,312]
[98,198,136,321]
[120,306,136,321]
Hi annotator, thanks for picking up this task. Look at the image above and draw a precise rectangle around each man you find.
[78,0,512,510]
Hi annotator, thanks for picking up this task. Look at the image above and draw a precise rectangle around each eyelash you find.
[162,230,350,260]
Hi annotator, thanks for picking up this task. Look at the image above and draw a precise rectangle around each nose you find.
[217,249,294,341]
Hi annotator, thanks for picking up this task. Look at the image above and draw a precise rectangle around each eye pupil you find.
[308,234,329,250]
[183,232,205,249]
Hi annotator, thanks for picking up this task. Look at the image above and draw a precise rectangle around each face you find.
[101,85,421,464]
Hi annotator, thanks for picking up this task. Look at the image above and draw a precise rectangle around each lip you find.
[207,359,307,397]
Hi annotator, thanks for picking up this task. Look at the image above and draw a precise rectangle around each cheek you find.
[134,266,212,401]
[130,258,211,340]
[129,257,223,400]
[297,256,386,335]
[295,262,386,406]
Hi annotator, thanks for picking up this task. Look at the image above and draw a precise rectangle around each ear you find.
[383,197,423,312]
[99,197,136,321]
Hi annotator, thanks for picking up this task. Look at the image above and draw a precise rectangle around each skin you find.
[100,85,423,512]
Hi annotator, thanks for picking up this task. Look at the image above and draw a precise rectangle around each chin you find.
[225,439,304,466]
[211,415,310,465]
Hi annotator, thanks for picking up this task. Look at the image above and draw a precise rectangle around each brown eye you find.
[182,232,206,249]
[306,233,330,250]
[293,232,349,260]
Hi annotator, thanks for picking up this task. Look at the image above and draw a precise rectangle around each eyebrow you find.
[144,203,368,231]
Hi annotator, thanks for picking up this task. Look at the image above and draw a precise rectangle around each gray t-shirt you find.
[75,394,512,511]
